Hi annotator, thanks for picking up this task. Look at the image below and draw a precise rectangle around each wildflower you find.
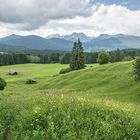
[61,94,64,98]
[33,106,41,114]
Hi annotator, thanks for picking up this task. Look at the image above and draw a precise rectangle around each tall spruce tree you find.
[70,39,85,70]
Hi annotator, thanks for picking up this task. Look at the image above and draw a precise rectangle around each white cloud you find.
[90,4,140,36]
[0,0,92,30]
[44,4,140,36]
[0,3,140,37]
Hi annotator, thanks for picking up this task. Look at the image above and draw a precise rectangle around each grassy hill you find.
[1,62,140,139]
[44,61,140,103]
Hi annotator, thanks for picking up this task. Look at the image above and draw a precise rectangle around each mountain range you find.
[0,33,140,52]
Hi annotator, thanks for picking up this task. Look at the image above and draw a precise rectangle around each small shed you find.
[8,71,18,76]
[26,78,37,84]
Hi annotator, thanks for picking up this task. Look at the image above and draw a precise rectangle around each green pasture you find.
[1,61,140,139]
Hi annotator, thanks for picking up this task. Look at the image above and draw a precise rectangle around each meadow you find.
[1,62,140,139]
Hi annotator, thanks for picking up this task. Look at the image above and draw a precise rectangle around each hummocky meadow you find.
[1,61,140,139]
[1,0,140,139]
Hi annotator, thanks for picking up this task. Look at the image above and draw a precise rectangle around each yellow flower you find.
[33,106,41,114]
[61,94,64,98]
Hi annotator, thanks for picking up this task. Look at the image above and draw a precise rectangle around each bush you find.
[133,57,140,81]
[97,52,110,65]
[0,78,7,90]
[59,67,71,74]
[53,74,59,77]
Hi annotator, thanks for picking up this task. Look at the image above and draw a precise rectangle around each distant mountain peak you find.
[25,35,44,38]
[9,34,18,37]
[45,32,91,42]
[62,32,90,42]
[0,34,22,41]
[93,34,111,42]
[7,34,22,37]
[98,34,111,38]
[71,32,87,36]
[0,33,140,52]
[46,34,61,39]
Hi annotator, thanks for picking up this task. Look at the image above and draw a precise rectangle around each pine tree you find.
[70,39,85,70]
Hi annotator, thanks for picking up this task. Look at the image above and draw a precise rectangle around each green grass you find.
[44,61,140,103]
[1,62,140,139]
[0,63,68,97]
[0,63,68,82]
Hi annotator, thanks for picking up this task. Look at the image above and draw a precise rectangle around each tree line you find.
[0,48,140,66]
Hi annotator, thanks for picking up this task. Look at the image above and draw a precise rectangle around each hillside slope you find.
[44,61,140,103]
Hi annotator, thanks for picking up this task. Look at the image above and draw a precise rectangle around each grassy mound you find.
[44,61,140,103]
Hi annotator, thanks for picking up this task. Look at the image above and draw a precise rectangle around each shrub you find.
[0,78,7,90]
[53,74,59,77]
[97,52,110,65]
[133,57,140,81]
[59,67,71,74]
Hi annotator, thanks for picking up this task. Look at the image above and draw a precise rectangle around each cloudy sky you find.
[0,0,140,37]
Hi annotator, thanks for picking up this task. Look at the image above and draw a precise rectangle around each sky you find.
[0,0,140,37]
